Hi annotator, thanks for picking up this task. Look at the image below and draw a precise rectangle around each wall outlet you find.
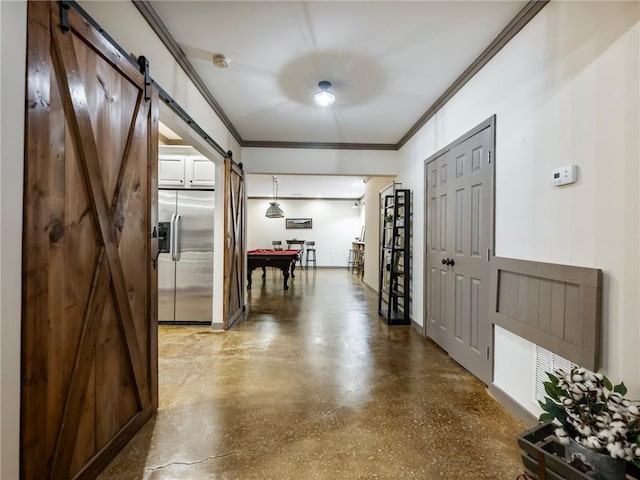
[551,165,578,186]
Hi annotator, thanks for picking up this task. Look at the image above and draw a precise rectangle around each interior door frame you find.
[422,115,496,374]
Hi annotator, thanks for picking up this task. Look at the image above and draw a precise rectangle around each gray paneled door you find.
[425,119,494,384]
[425,152,452,349]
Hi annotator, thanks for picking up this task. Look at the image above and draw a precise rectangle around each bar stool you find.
[355,249,364,276]
[348,249,358,272]
[305,241,317,269]
[272,240,283,250]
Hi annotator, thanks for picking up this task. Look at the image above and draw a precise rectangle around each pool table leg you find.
[282,269,290,290]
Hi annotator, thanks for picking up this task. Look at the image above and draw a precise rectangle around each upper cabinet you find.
[159,157,186,187]
[159,156,214,189]
[189,157,215,187]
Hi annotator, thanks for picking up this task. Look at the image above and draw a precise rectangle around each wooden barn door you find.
[223,158,246,329]
[22,3,158,479]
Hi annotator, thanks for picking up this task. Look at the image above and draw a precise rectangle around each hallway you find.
[99,269,526,479]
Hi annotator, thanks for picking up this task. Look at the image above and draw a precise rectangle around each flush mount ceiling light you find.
[314,80,335,107]
[265,175,285,218]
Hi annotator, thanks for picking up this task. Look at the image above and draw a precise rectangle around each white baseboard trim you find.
[488,384,537,427]
[411,319,423,335]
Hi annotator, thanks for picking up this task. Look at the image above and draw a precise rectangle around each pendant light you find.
[265,175,285,218]
[314,81,335,107]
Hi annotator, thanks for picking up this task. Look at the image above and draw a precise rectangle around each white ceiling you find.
[148,1,528,146]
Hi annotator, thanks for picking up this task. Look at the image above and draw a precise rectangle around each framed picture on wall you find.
[286,218,312,229]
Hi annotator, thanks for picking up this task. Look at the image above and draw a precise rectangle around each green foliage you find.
[614,382,628,396]
[546,372,559,384]
[539,412,555,423]
[538,397,568,426]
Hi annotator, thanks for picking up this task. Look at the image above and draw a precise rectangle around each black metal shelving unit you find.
[378,188,410,325]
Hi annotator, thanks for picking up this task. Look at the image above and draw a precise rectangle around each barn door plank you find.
[22,3,55,479]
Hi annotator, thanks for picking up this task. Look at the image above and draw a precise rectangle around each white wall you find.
[241,147,399,176]
[397,1,640,408]
[494,326,539,416]
[247,199,361,267]
[1,2,26,477]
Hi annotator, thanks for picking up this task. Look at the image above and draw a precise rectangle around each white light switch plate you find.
[551,165,578,186]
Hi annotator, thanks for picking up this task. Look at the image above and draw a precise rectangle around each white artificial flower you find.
[561,396,574,407]
[597,429,615,444]
[607,403,621,413]
[626,402,639,416]
[609,420,628,436]
[577,424,592,436]
[606,441,626,459]
[555,427,570,445]
[584,436,602,449]
[609,392,623,404]
[623,446,634,462]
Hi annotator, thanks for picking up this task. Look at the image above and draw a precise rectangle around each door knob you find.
[447,258,455,266]
[441,259,447,265]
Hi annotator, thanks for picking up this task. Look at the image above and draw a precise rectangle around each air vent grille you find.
[533,346,578,405]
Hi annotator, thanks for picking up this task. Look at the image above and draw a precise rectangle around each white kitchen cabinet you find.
[188,157,215,187]
[159,157,186,187]
[159,156,214,189]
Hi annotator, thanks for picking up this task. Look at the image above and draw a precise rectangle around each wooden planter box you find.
[518,422,640,480]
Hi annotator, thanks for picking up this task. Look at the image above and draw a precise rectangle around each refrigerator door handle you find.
[174,213,182,262]
[169,213,177,261]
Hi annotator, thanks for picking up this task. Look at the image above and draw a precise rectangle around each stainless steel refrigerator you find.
[158,190,215,324]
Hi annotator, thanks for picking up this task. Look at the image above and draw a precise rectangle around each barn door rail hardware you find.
[60,1,71,33]
[137,56,151,101]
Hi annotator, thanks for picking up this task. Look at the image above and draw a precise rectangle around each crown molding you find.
[241,140,396,151]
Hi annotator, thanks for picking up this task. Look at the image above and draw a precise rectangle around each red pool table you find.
[247,249,302,290]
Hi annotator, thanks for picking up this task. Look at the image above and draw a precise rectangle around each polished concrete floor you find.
[99,268,527,479]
